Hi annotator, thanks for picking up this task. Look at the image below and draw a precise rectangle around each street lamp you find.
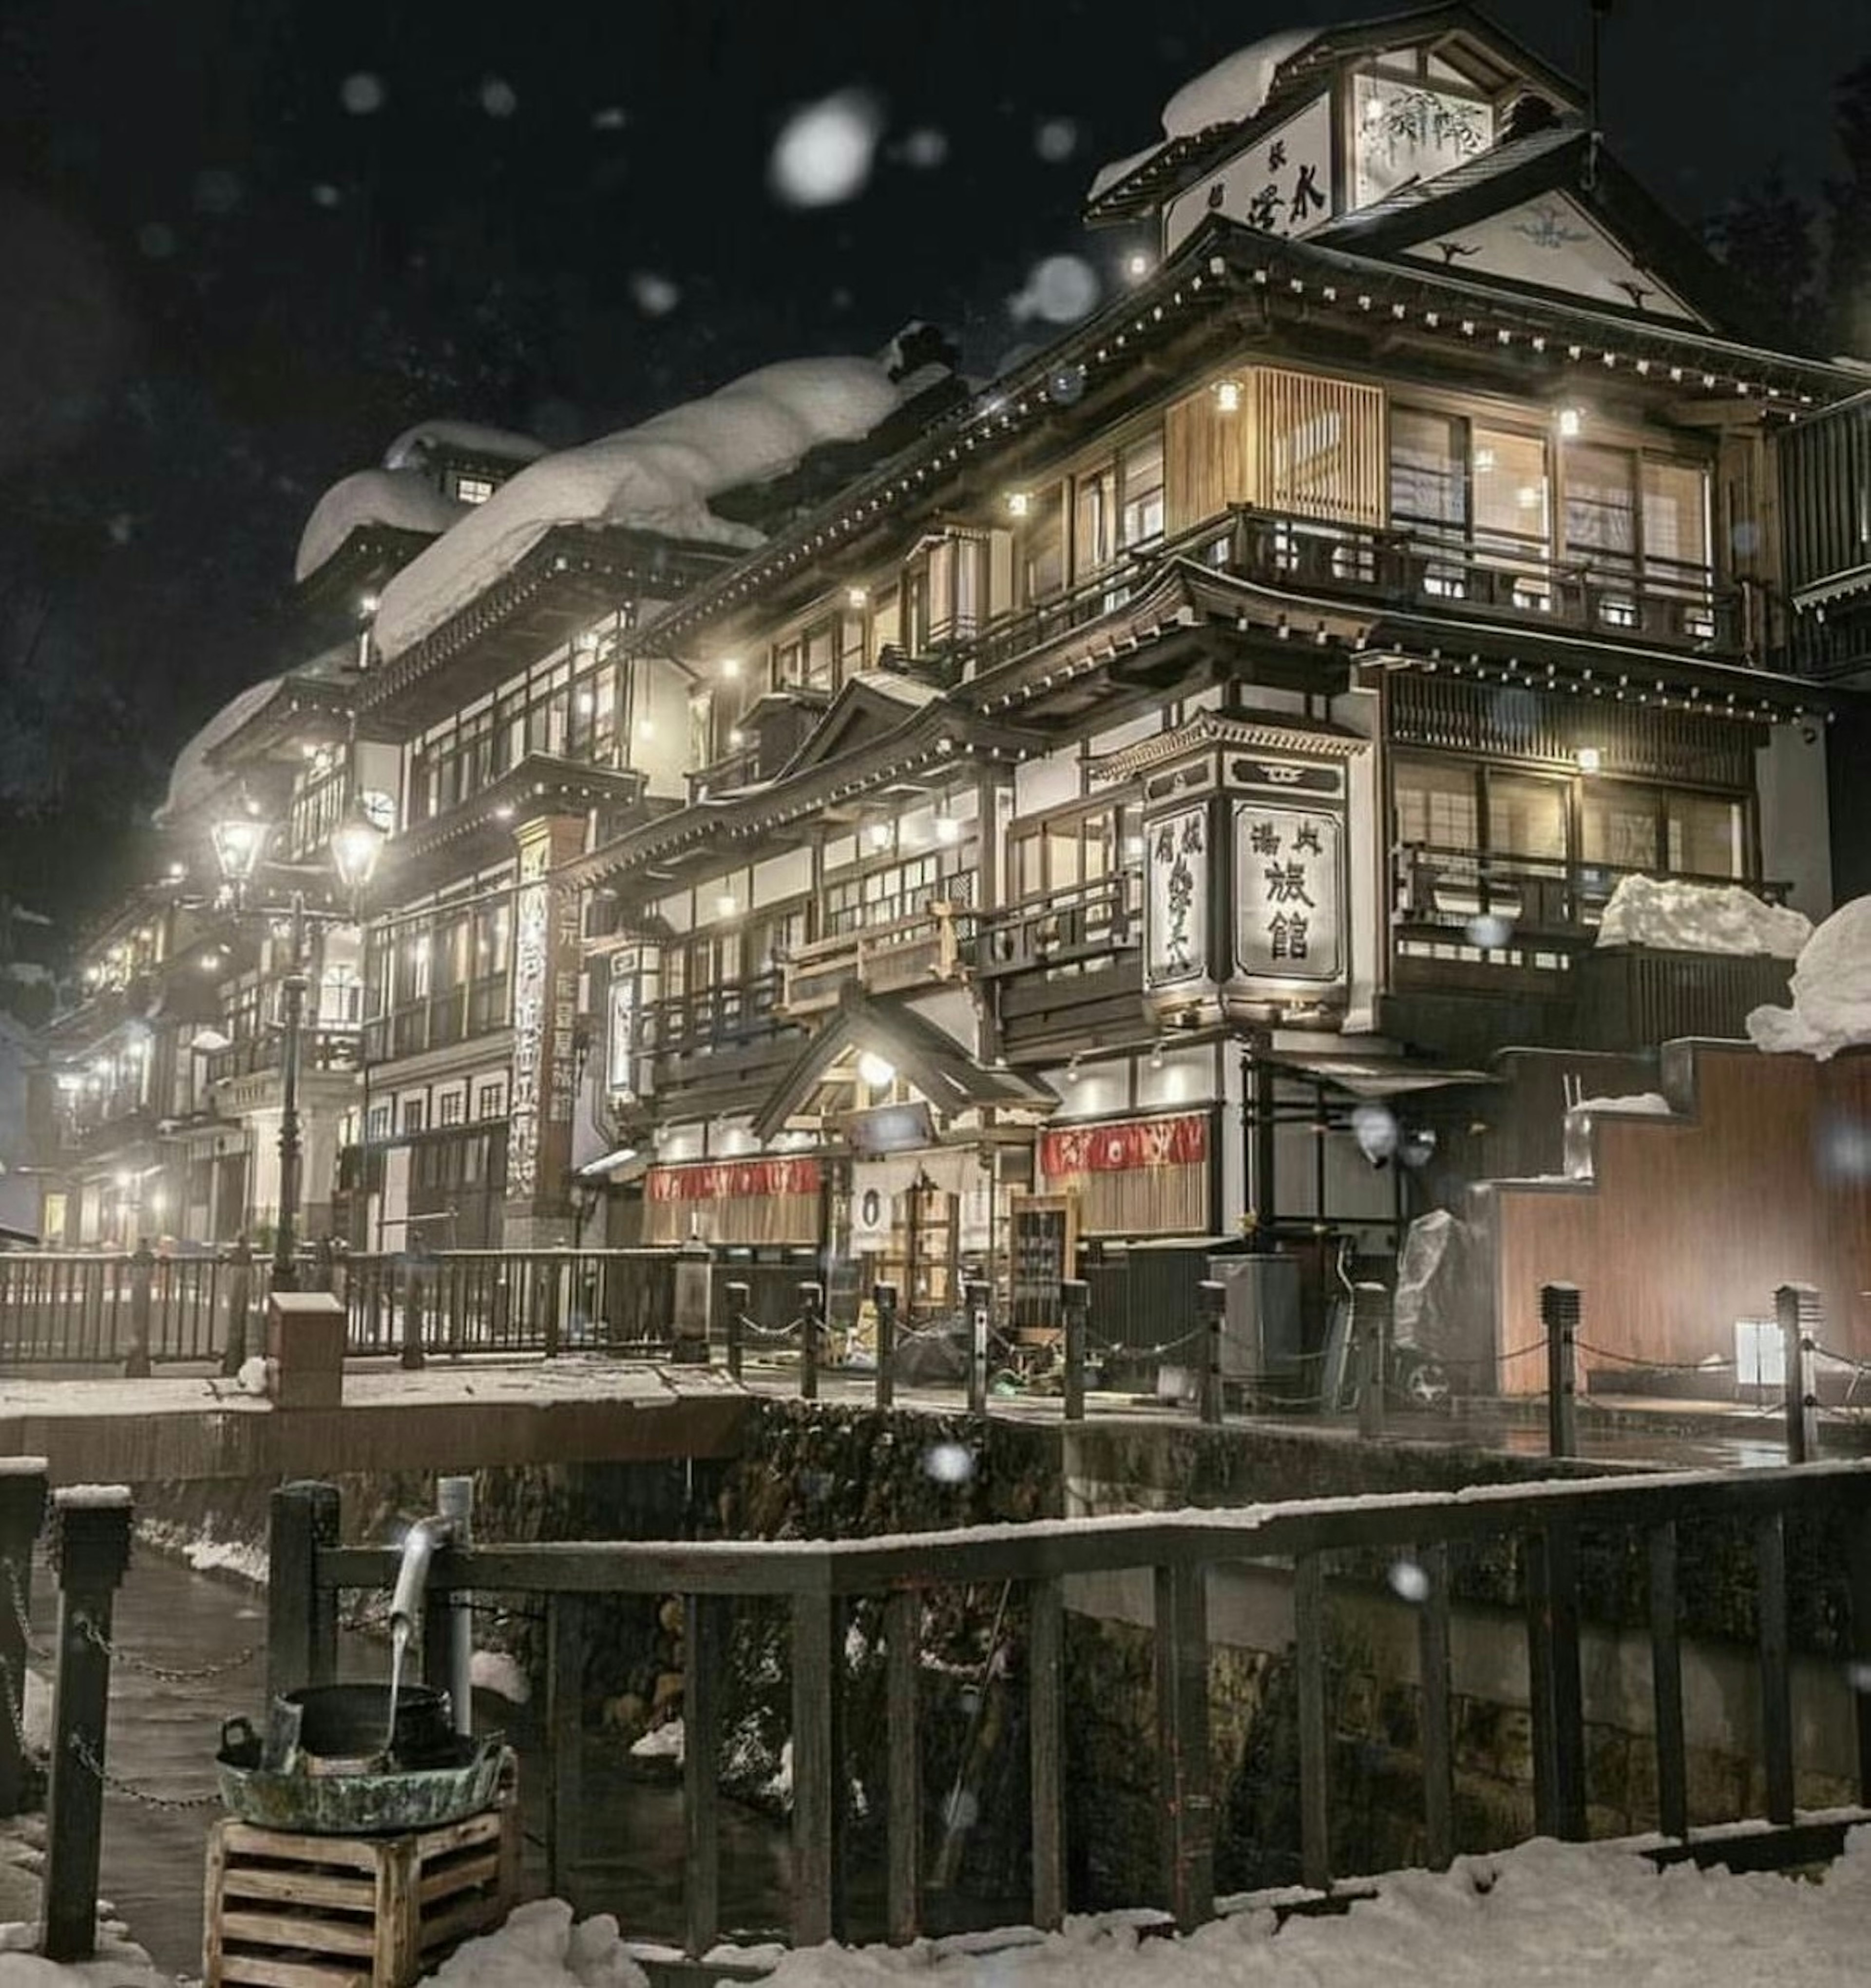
[211,802,385,1291]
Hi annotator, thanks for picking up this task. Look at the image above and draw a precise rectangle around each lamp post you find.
[211,800,385,1293]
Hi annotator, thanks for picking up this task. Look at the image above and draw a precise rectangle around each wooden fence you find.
[280,1458,1871,1959]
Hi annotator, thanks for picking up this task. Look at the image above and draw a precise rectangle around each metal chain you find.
[75,1613,259,1685]
[0,1656,28,1757]
[65,1731,223,1812]
[0,1561,48,1662]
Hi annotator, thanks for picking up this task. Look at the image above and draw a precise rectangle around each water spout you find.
[385,1515,454,1759]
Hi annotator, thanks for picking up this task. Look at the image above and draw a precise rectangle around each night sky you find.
[0,0,1864,932]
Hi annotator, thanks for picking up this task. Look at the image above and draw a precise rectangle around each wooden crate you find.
[204,1785,520,1988]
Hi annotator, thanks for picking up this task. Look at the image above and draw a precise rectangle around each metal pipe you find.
[388,1515,452,1641]
[437,1477,475,1736]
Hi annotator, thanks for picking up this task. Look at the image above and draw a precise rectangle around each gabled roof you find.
[751,990,1054,1144]
[1317,129,1787,345]
[770,671,943,782]
[1085,2,1582,225]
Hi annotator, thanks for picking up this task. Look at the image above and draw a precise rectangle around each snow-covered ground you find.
[4,1833,1868,1986]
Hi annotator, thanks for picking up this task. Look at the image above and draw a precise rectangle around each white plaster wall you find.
[630,659,696,799]
[1331,684,1383,1034]
[1756,723,1833,919]
[1015,749,1084,814]
[753,849,812,907]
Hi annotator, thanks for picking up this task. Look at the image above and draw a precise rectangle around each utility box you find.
[670,1240,713,1364]
[267,1292,347,1410]
[1205,1255,1303,1382]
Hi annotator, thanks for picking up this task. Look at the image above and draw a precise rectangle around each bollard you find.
[798,1281,823,1401]
[873,1282,898,1410]
[1776,1283,1822,1465]
[1061,1279,1089,1423]
[1197,1279,1226,1427]
[0,1459,48,1818]
[124,1239,154,1379]
[267,1480,340,1704]
[1353,1281,1388,1439]
[724,1280,748,1383]
[1541,1283,1581,1460]
[539,1260,562,1361]
[42,1486,133,1964]
[220,1236,254,1378]
[400,1251,426,1370]
[963,1279,991,1417]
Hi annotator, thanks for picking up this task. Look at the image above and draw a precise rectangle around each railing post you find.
[267,1481,340,1704]
[798,1281,822,1401]
[964,1277,990,1418]
[42,1486,133,1965]
[540,1259,562,1360]
[400,1251,425,1370]
[1542,1282,1581,1459]
[220,1237,254,1378]
[791,1590,838,1947]
[723,1280,748,1384]
[1197,1279,1225,1427]
[1061,1278,1088,1424]
[1776,1283,1820,1464]
[1154,1560,1212,1931]
[884,1587,921,1943]
[1028,1574,1066,1931]
[0,1459,48,1819]
[123,1238,154,1379]
[1354,1281,1387,1439]
[873,1282,897,1411]
[684,1593,726,1959]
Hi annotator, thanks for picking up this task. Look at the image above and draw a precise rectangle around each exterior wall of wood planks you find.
[1489,1044,1871,1394]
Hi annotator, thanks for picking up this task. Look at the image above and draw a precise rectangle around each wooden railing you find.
[975,871,1142,977]
[630,971,788,1060]
[363,975,510,1061]
[1394,845,1792,942]
[286,1459,1871,1956]
[206,1024,361,1084]
[0,1248,267,1367]
[780,901,969,1015]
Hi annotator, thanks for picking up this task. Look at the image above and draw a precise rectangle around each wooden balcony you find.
[975,872,1146,1059]
[626,972,804,1111]
[778,904,968,1017]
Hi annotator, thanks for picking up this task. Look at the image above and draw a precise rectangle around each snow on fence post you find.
[1061,1279,1089,1423]
[1776,1283,1821,1465]
[1542,1283,1581,1459]
[123,1239,154,1379]
[1197,1280,1225,1427]
[0,1458,48,1818]
[42,1485,133,1965]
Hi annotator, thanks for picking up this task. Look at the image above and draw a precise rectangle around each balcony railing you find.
[363,974,510,1063]
[1394,845,1791,943]
[780,902,970,1015]
[629,972,789,1060]
[206,1026,362,1085]
[975,871,1143,977]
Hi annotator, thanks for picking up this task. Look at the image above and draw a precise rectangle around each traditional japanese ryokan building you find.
[35,4,1871,1377]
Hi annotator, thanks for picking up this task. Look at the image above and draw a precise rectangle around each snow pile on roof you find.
[1747,893,1871,1060]
[381,418,547,472]
[155,675,283,824]
[1088,28,1317,200]
[1570,1091,1672,1116]
[294,468,467,584]
[372,357,907,661]
[1595,874,1812,959]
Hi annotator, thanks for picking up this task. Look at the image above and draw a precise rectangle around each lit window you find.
[455,474,495,506]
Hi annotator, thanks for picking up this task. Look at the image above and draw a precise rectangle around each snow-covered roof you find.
[1594,876,1812,961]
[1746,894,1871,1060]
[1086,28,1317,203]
[861,670,942,709]
[381,418,548,472]
[156,675,284,824]
[294,468,468,585]
[371,357,908,663]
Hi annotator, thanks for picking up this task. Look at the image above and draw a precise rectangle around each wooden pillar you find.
[1415,1541,1454,1870]
[267,1481,340,1704]
[1061,1278,1088,1423]
[42,1487,134,1963]
[0,1460,48,1818]
[883,1587,921,1944]
[1153,1560,1212,1931]
[1541,1282,1580,1459]
[684,1594,727,1959]
[791,1590,837,1947]
[546,1594,586,1908]
[219,1237,254,1378]
[1027,1574,1066,1931]
[123,1239,154,1379]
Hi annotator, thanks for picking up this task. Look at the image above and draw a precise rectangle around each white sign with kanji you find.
[1146,804,1209,986]
[1234,804,1342,983]
[1164,93,1335,254]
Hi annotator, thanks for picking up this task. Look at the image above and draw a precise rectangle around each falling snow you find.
[1034,117,1082,163]
[339,72,385,115]
[1008,252,1101,323]
[480,77,518,119]
[628,271,682,318]
[769,90,883,208]
[898,127,949,169]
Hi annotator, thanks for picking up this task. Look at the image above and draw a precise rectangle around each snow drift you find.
[1595,874,1811,959]
[294,468,466,584]
[1747,893,1871,1060]
[371,357,907,661]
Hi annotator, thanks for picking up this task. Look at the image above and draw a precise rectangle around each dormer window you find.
[454,473,495,506]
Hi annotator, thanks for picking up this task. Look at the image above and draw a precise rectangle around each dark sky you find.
[0,0,1864,930]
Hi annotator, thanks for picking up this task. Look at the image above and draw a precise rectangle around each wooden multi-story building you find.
[565,7,1868,1341]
